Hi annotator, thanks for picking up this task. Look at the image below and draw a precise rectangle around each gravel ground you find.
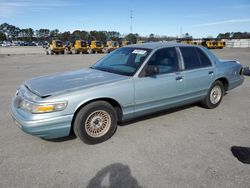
[0,47,249,188]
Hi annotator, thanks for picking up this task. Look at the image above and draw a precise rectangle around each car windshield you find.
[92,47,152,76]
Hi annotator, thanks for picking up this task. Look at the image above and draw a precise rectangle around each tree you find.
[19,28,34,38]
[36,29,50,38]
[107,31,120,41]
[183,32,192,39]
[148,33,157,42]
[50,29,59,38]
[0,23,20,39]
[0,32,6,41]
[59,31,71,41]
[125,33,138,43]
[89,31,108,41]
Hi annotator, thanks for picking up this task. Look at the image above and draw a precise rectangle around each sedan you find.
[11,43,244,144]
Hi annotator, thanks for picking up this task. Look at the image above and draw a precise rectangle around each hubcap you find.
[85,110,111,138]
[210,86,222,104]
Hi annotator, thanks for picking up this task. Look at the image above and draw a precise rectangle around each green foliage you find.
[217,32,250,39]
[0,31,6,41]
[125,33,138,43]
[0,23,20,39]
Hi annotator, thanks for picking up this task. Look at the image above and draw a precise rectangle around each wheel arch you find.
[71,98,123,133]
[215,77,229,91]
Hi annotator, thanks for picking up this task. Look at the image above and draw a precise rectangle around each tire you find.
[87,49,92,54]
[73,101,118,144]
[201,80,224,109]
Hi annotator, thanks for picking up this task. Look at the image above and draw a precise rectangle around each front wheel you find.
[73,101,118,144]
[201,80,224,109]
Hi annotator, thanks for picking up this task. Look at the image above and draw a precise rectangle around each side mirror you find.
[145,65,158,76]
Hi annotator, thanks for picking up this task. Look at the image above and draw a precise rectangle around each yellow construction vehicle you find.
[88,41,104,54]
[215,40,226,49]
[180,38,193,45]
[201,39,217,49]
[136,40,145,44]
[46,40,65,55]
[103,41,119,53]
[121,41,132,46]
[191,40,202,46]
[70,40,89,54]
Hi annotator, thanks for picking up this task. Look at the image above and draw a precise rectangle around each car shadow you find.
[120,103,198,126]
[231,146,250,164]
[87,163,142,188]
[43,134,76,142]
[44,103,200,142]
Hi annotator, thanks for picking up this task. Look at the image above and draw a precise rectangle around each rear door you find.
[179,46,215,99]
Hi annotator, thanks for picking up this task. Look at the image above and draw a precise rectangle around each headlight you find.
[20,100,68,114]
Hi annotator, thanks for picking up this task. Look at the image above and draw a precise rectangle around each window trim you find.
[138,47,181,77]
[179,46,213,71]
[195,47,213,68]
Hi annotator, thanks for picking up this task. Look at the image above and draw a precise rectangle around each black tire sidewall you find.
[203,81,224,109]
[74,101,117,144]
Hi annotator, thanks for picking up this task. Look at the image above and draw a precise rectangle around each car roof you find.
[125,42,198,50]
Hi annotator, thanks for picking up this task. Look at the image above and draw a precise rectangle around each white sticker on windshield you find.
[132,49,147,55]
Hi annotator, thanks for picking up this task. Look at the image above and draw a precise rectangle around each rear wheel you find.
[201,80,224,109]
[73,101,118,144]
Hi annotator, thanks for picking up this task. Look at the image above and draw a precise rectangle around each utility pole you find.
[130,0,133,33]
[180,26,182,38]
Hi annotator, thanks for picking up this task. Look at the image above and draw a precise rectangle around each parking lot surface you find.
[0,47,249,188]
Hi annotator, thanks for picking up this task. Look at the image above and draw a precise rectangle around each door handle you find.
[175,76,183,81]
[208,71,214,75]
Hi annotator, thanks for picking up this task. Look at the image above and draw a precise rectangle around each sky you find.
[0,0,250,38]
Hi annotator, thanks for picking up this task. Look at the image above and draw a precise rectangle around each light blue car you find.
[11,43,244,144]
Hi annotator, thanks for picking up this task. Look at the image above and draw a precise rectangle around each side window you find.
[196,48,212,67]
[180,47,200,70]
[148,47,179,74]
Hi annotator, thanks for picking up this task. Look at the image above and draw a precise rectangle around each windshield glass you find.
[112,41,118,47]
[92,47,151,76]
[96,41,102,47]
[81,41,87,47]
[56,41,63,47]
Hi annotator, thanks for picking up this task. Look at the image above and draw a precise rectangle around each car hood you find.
[24,68,127,97]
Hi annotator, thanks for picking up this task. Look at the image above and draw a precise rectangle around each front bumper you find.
[11,102,73,139]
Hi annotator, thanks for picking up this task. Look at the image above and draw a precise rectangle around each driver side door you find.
[133,47,185,117]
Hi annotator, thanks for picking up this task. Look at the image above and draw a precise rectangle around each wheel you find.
[87,49,92,54]
[48,49,53,55]
[201,80,224,109]
[73,101,118,144]
[72,49,77,54]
